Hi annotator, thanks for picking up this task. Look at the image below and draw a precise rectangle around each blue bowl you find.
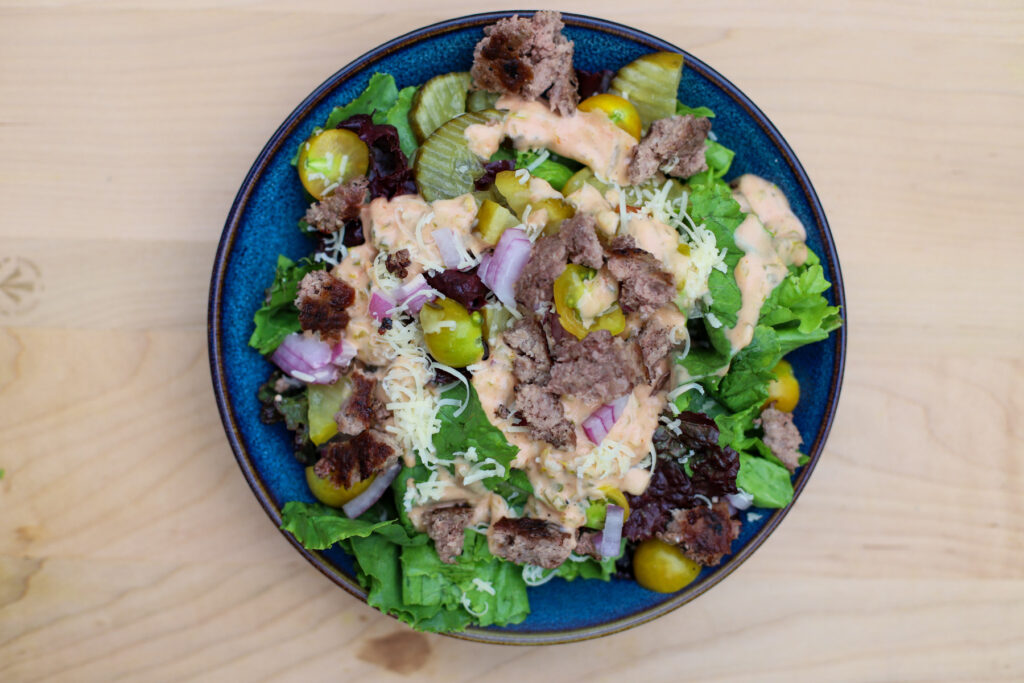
[208,11,847,644]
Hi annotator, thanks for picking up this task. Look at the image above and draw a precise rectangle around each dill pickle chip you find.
[467,89,500,112]
[409,71,473,142]
[414,110,501,201]
[609,51,684,127]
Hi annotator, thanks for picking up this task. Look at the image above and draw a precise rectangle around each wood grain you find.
[1,1,1022,680]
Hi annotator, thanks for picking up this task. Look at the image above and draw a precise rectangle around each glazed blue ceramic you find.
[209,11,846,645]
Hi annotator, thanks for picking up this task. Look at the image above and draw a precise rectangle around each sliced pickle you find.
[409,72,473,142]
[562,167,614,197]
[467,89,501,112]
[609,51,684,127]
[476,199,519,245]
[534,197,575,236]
[493,169,531,216]
[413,110,501,202]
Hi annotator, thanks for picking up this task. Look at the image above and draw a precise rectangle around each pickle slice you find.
[413,110,501,201]
[609,52,684,127]
[467,89,500,112]
[409,71,473,143]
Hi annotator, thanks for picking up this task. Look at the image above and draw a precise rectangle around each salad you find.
[250,11,842,632]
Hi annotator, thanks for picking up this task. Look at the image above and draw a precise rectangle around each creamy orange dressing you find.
[726,213,789,351]
[407,467,511,531]
[332,244,393,365]
[464,96,638,185]
[470,339,663,532]
[360,193,484,277]
[721,175,810,352]
[733,174,808,267]
[622,214,690,287]
[565,184,619,236]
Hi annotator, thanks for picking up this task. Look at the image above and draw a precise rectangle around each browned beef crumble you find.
[334,370,390,436]
[628,115,713,185]
[658,501,740,566]
[574,530,602,559]
[560,213,604,269]
[295,270,355,338]
[503,316,552,384]
[546,329,643,403]
[423,505,474,564]
[471,10,579,116]
[514,233,567,311]
[488,517,574,569]
[303,177,368,233]
[515,383,576,449]
[314,429,397,489]
[756,405,803,472]
[637,320,672,387]
[606,243,675,316]
[384,249,411,278]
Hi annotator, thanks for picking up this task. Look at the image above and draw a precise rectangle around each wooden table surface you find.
[2,1,1022,680]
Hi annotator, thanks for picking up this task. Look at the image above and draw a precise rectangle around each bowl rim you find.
[208,10,847,646]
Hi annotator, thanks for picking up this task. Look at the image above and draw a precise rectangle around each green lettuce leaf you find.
[385,85,419,159]
[400,531,530,628]
[433,383,527,497]
[714,325,781,413]
[759,255,842,356]
[325,72,400,129]
[736,453,794,508]
[279,501,426,550]
[515,149,576,191]
[704,139,735,179]
[555,549,619,581]
[676,101,715,118]
[249,255,323,355]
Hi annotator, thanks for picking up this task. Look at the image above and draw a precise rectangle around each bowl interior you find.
[210,12,845,644]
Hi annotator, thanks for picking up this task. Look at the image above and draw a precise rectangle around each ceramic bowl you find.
[208,11,847,644]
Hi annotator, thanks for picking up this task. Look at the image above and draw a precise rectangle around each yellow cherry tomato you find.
[297,128,370,200]
[419,297,485,368]
[764,359,800,412]
[553,265,626,340]
[633,538,702,593]
[578,94,643,140]
[305,466,375,508]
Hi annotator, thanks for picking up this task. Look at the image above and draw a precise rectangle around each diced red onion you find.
[596,504,624,558]
[726,491,754,512]
[368,290,395,322]
[331,339,357,367]
[395,274,435,315]
[477,252,493,283]
[433,227,463,269]
[582,394,631,445]
[342,463,401,519]
[270,332,339,384]
[478,228,531,307]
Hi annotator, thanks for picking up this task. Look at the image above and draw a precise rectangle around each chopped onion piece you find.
[726,491,754,511]
[433,227,462,269]
[582,394,631,444]
[368,290,395,322]
[342,463,401,519]
[596,504,624,558]
[331,339,357,367]
[270,332,339,384]
[478,228,531,307]
[395,274,436,315]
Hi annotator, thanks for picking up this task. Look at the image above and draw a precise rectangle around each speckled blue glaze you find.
[209,12,846,645]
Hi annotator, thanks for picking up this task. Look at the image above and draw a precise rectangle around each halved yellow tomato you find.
[305,466,375,508]
[297,128,369,200]
[578,94,643,140]
[633,538,702,593]
[764,359,800,412]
